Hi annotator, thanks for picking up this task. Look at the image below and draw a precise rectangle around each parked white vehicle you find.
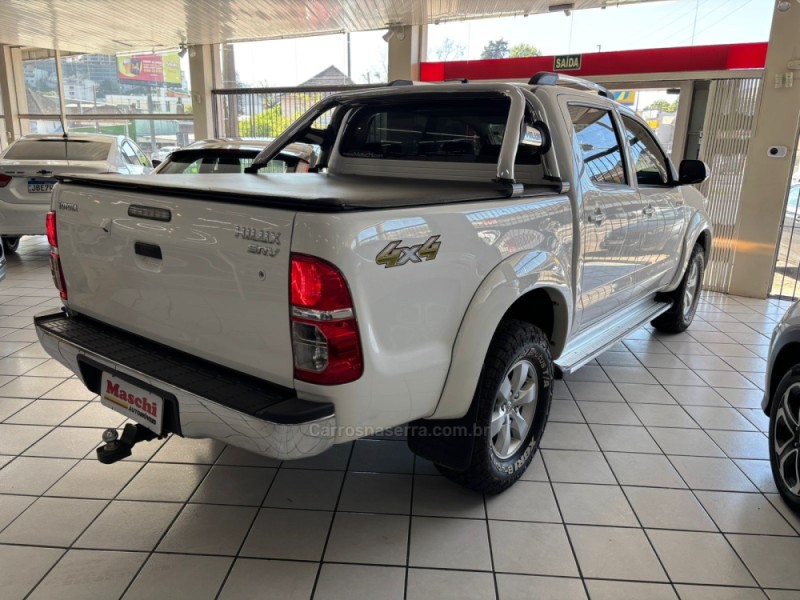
[153,138,319,174]
[0,133,151,254]
[35,75,712,493]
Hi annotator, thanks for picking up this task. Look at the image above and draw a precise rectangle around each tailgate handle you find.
[134,242,162,260]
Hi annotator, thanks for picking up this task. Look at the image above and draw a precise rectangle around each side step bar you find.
[555,299,672,375]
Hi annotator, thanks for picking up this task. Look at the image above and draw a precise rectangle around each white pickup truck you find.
[35,74,712,493]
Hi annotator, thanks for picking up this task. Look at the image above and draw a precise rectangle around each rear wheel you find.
[651,243,704,333]
[770,368,800,514]
[436,319,553,494]
[1,236,20,255]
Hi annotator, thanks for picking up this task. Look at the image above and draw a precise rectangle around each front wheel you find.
[2,236,20,255]
[436,319,553,494]
[769,368,800,514]
[652,243,704,333]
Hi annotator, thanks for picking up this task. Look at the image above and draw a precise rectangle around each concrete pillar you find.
[728,4,800,297]
[188,44,218,140]
[387,25,426,82]
[0,46,23,145]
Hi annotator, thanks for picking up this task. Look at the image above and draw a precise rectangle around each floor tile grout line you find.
[539,441,592,599]
[403,453,417,600]
[304,441,356,600]
[571,384,680,596]
[117,439,228,599]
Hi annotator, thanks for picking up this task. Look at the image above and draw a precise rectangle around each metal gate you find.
[696,77,763,293]
[770,130,800,299]
[211,84,383,138]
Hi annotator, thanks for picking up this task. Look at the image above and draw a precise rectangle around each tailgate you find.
[53,181,296,387]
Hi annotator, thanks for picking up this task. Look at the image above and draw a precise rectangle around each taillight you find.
[0,174,10,188]
[46,211,57,247]
[290,254,363,385]
[46,211,67,301]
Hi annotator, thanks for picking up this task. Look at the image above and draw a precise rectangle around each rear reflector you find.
[49,252,67,300]
[0,174,10,188]
[290,254,363,385]
[46,211,57,247]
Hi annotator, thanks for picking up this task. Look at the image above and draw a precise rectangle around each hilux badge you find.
[376,235,441,268]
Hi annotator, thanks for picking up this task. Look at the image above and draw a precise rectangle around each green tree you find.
[435,37,466,61]
[239,104,292,137]
[509,43,541,58]
[646,99,678,113]
[480,38,510,59]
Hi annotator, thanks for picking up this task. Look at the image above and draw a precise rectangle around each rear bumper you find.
[34,309,336,460]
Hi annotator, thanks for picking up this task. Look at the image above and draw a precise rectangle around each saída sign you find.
[554,54,582,72]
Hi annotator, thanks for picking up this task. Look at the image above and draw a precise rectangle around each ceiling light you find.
[548,3,575,11]
[178,44,188,58]
[382,30,394,42]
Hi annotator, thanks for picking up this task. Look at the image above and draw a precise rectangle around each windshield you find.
[4,139,112,161]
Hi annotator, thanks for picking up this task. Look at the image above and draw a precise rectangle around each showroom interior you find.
[1,0,800,599]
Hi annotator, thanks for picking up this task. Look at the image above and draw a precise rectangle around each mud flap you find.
[407,393,481,472]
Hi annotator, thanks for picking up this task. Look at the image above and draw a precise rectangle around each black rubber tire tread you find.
[2,236,19,255]
[651,243,704,334]
[769,367,800,515]
[436,318,553,494]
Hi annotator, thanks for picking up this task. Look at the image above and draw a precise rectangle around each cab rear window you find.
[339,98,510,163]
[4,140,111,161]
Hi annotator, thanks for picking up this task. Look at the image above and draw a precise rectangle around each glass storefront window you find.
[232,30,387,88]
[60,52,192,117]
[426,0,773,62]
[22,56,61,115]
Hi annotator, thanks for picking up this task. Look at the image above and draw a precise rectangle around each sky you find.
[232,0,774,88]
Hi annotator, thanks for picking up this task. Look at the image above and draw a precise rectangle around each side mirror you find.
[679,159,710,185]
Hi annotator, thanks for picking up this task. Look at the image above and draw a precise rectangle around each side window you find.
[120,142,139,165]
[130,142,149,167]
[567,105,627,185]
[621,117,671,186]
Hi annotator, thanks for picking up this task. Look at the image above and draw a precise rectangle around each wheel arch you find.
[428,250,571,420]
[766,342,800,415]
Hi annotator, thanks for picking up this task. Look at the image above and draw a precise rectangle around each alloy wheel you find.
[491,359,538,460]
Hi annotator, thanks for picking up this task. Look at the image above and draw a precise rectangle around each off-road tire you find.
[652,243,704,333]
[436,319,553,494]
[2,236,20,255]
[769,368,800,514]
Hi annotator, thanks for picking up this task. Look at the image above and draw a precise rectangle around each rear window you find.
[4,140,112,161]
[339,98,510,163]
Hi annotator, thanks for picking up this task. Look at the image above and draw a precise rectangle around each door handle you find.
[134,242,162,260]
[643,205,655,217]
[588,210,605,226]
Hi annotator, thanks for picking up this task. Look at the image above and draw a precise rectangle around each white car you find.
[150,146,181,163]
[0,133,152,254]
[153,138,319,174]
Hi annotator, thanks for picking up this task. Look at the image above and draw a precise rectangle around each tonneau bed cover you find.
[57,172,559,212]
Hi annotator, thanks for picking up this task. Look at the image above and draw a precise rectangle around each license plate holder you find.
[27,179,56,193]
[100,372,164,434]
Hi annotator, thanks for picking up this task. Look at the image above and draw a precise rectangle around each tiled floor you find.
[0,236,799,599]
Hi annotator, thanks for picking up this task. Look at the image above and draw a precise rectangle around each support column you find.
[0,46,23,145]
[387,25,426,82]
[188,44,218,140]
[728,4,800,297]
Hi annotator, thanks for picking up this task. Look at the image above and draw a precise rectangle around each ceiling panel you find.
[0,0,661,54]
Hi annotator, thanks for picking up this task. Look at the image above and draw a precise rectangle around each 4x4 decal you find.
[376,235,441,268]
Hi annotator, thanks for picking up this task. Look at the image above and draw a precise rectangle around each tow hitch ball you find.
[96,424,161,464]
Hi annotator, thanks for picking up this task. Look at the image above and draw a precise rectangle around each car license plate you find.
[27,179,55,193]
[100,373,164,434]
